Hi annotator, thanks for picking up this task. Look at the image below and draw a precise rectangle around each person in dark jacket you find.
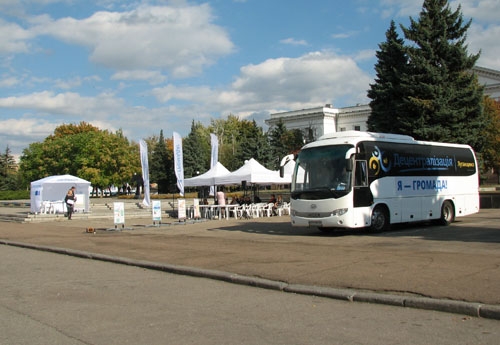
[64,186,77,220]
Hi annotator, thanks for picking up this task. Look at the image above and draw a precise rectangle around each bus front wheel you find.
[370,205,389,232]
[439,200,455,226]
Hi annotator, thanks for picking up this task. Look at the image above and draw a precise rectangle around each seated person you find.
[269,194,277,204]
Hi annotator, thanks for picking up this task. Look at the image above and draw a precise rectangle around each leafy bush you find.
[0,190,30,200]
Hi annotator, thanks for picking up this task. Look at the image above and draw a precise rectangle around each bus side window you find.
[355,160,368,187]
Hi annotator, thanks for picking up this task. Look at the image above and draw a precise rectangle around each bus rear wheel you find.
[370,205,389,232]
[439,200,455,226]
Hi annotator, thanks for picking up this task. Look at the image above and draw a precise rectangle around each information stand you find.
[177,199,186,222]
[113,202,125,229]
[152,200,162,225]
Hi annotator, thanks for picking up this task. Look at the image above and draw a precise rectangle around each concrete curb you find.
[2,239,500,320]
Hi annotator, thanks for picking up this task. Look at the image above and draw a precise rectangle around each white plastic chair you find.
[252,203,266,218]
[262,203,275,217]
[239,204,252,219]
[277,202,290,216]
[40,201,51,214]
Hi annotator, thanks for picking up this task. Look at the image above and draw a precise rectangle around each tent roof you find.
[31,174,91,186]
[215,158,289,185]
[184,162,231,187]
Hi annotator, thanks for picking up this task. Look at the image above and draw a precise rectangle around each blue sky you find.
[1,0,499,157]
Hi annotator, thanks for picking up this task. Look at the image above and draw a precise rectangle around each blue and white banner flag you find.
[173,132,184,196]
[140,139,151,207]
[209,133,219,196]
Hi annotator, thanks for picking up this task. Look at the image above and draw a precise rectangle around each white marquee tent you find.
[30,174,91,213]
[184,162,231,187]
[215,158,290,185]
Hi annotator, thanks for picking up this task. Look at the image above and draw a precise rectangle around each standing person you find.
[64,186,77,220]
[216,188,226,219]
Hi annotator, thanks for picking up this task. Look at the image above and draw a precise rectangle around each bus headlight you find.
[332,208,348,216]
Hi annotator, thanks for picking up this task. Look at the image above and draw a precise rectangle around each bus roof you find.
[306,131,473,150]
[319,131,415,142]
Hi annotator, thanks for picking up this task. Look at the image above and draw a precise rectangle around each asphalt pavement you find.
[1,201,500,320]
[3,244,499,345]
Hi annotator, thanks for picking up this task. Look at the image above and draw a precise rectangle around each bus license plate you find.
[309,221,323,227]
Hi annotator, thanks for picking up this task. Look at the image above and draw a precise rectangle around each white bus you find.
[287,131,479,232]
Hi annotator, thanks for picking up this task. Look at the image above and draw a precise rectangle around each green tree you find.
[481,97,500,177]
[268,119,289,163]
[150,130,174,193]
[0,146,19,190]
[183,121,210,177]
[19,123,140,190]
[367,20,408,133]
[210,114,242,171]
[268,119,304,168]
[283,129,304,154]
[400,0,485,149]
[236,119,273,169]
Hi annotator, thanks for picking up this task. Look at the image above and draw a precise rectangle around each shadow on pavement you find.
[204,215,500,244]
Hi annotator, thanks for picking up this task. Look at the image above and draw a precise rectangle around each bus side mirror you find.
[346,158,353,171]
[279,154,295,177]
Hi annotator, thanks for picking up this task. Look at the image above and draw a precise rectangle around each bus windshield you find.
[291,144,354,200]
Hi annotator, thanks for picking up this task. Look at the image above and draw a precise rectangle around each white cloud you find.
[0,75,20,87]
[468,23,500,70]
[0,118,56,137]
[153,51,371,117]
[331,29,362,40]
[151,84,215,104]
[379,0,421,19]
[0,19,33,54]
[0,91,125,117]
[33,4,235,78]
[353,49,376,62]
[111,70,167,85]
[451,0,500,23]
[54,77,82,90]
[280,38,308,46]
[231,52,371,108]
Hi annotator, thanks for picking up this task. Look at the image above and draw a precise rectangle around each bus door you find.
[353,160,373,207]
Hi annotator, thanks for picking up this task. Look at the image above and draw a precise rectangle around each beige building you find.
[266,66,500,142]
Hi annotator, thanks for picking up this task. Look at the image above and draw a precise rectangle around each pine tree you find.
[268,119,290,167]
[0,146,19,190]
[236,120,273,168]
[400,0,485,149]
[150,130,172,194]
[183,120,210,177]
[367,20,408,133]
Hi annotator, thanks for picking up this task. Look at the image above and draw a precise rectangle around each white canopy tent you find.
[184,162,231,187]
[215,158,290,185]
[30,174,91,213]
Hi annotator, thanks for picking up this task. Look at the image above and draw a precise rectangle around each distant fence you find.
[480,193,500,209]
